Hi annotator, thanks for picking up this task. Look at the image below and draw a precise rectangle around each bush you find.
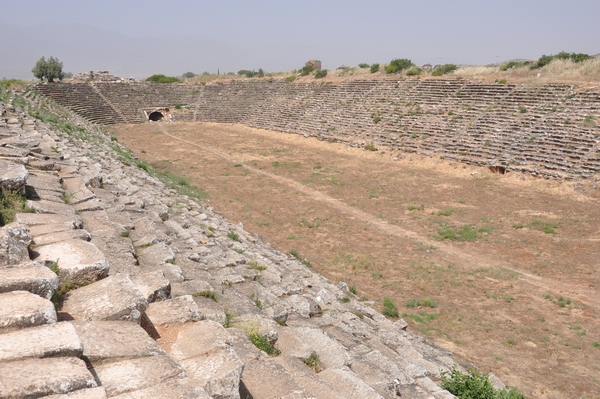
[182,72,196,79]
[358,63,370,69]
[314,69,328,79]
[432,64,458,76]
[385,58,414,74]
[382,297,399,318]
[370,63,380,73]
[146,74,181,83]
[441,366,525,399]
[300,65,315,76]
[530,51,593,69]
[406,67,422,76]
[285,75,297,83]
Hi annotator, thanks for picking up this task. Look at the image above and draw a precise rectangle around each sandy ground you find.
[111,121,600,399]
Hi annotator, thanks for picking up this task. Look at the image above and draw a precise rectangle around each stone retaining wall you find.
[34,78,600,179]
[0,87,473,397]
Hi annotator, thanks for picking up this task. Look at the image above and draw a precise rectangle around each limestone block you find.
[72,320,165,362]
[93,355,187,397]
[0,322,82,361]
[178,348,244,399]
[0,222,32,266]
[61,274,148,322]
[0,263,59,299]
[169,320,234,361]
[32,239,109,285]
[0,159,28,191]
[45,387,108,398]
[284,294,323,318]
[32,229,92,246]
[27,199,76,215]
[276,326,350,370]
[16,212,83,228]
[110,379,210,399]
[0,290,56,332]
[136,241,175,266]
[239,357,309,399]
[24,172,63,193]
[273,356,345,399]
[318,368,384,399]
[130,271,171,302]
[0,357,97,398]
[144,295,202,326]
[170,279,213,297]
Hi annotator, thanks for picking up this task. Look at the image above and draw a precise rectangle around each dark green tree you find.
[32,56,65,82]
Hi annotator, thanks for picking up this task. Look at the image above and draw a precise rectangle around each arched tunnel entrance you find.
[148,111,164,121]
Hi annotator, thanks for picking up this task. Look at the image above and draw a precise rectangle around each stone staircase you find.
[0,87,473,397]
[33,77,600,180]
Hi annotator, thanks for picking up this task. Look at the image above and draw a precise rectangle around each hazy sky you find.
[1,0,598,79]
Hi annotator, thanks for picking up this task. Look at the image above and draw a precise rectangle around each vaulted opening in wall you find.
[489,165,506,174]
[148,111,164,121]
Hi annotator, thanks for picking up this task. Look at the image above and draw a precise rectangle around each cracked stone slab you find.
[0,357,97,398]
[130,271,171,303]
[110,379,210,399]
[61,274,148,323]
[45,387,108,398]
[31,239,109,286]
[15,212,83,228]
[93,354,187,397]
[71,320,165,362]
[136,242,175,267]
[276,326,350,370]
[26,199,76,215]
[0,290,56,333]
[0,322,82,361]
[0,222,32,266]
[144,295,202,326]
[0,263,59,299]
[32,229,92,246]
[0,159,28,191]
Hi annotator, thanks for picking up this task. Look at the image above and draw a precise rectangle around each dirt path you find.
[114,122,600,399]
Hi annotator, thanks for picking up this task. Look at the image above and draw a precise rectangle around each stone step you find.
[31,229,92,246]
[0,262,59,299]
[0,357,97,398]
[15,212,82,228]
[0,290,56,333]
[60,273,148,323]
[92,354,187,397]
[31,239,109,286]
[0,321,82,362]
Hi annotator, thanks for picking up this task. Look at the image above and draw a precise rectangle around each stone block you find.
[27,199,76,215]
[45,387,108,398]
[0,290,56,333]
[0,263,59,299]
[0,322,82,361]
[61,274,148,322]
[15,212,82,228]
[318,368,384,399]
[130,271,171,302]
[31,229,92,246]
[72,320,165,362]
[93,354,187,397]
[0,222,32,266]
[144,295,202,326]
[136,241,175,266]
[110,379,210,399]
[31,239,109,286]
[276,326,350,370]
[0,357,97,398]
[0,159,28,191]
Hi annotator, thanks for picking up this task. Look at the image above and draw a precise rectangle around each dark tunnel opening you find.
[148,111,164,121]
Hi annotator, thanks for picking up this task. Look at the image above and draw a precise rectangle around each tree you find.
[32,56,65,82]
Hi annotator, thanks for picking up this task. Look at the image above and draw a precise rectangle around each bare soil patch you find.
[111,122,600,399]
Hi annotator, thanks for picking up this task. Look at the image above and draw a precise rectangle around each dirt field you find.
[111,122,600,399]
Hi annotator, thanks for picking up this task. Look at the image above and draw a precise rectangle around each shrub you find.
[382,297,399,318]
[385,58,414,74]
[182,72,196,79]
[193,290,218,302]
[370,63,380,73]
[441,366,525,399]
[300,65,315,76]
[0,189,32,226]
[406,297,437,308]
[227,231,242,242]
[314,69,328,79]
[364,143,378,151]
[358,63,370,69]
[285,75,296,83]
[432,64,458,76]
[146,74,182,83]
[406,67,422,76]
